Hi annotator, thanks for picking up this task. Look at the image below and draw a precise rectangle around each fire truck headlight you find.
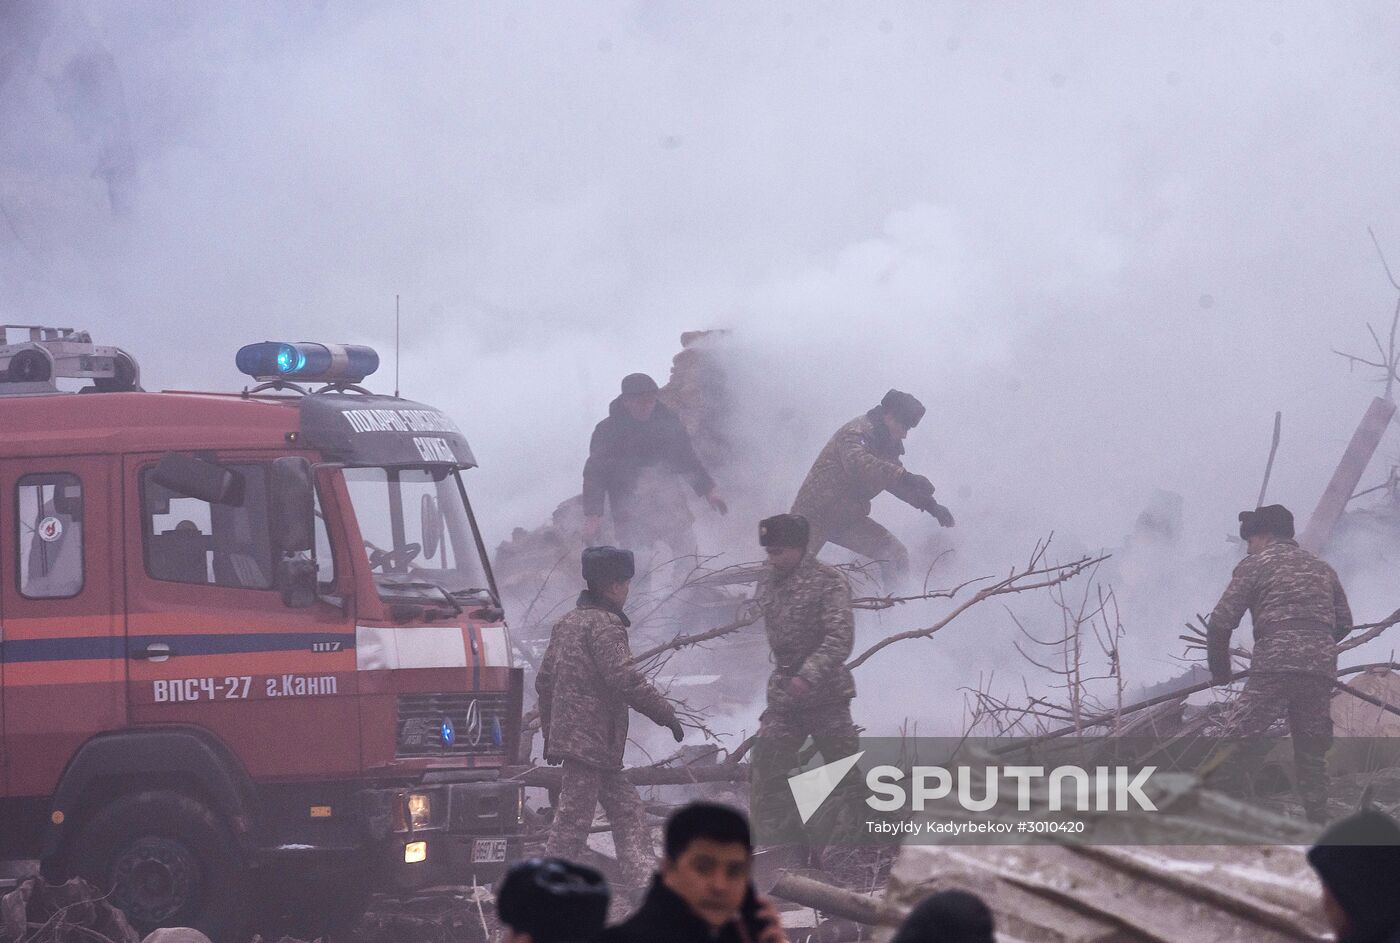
[404,841,427,864]
[407,793,432,829]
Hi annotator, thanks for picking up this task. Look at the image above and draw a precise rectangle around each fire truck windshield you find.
[341,466,491,606]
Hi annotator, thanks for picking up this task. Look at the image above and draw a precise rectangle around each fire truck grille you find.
[396,692,513,758]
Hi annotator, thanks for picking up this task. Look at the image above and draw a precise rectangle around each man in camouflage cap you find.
[1206,504,1354,822]
[750,514,861,854]
[791,389,953,588]
[537,546,685,887]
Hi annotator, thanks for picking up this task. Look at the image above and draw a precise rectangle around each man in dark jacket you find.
[599,803,788,943]
[536,547,684,889]
[1206,503,1352,822]
[791,389,952,587]
[581,373,726,561]
[1308,809,1400,943]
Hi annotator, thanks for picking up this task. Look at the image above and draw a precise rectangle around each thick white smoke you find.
[7,2,1400,737]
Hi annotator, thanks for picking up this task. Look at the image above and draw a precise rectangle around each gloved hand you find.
[929,501,955,528]
[544,751,562,767]
[668,718,685,743]
[902,471,935,498]
[1207,649,1232,685]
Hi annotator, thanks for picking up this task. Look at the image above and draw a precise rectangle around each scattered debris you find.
[884,839,1329,943]
[0,877,139,943]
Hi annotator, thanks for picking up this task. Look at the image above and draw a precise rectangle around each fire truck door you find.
[0,456,123,798]
[123,453,360,779]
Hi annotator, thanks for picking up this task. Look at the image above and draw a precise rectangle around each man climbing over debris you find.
[537,546,685,889]
[581,372,727,563]
[1205,503,1353,823]
[791,389,952,588]
[750,514,861,858]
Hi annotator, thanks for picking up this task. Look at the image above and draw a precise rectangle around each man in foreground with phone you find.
[599,803,788,943]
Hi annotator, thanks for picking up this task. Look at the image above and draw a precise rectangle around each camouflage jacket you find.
[536,592,677,769]
[757,555,857,711]
[792,411,909,524]
[1206,539,1352,677]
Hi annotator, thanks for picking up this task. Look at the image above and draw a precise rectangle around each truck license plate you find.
[471,838,508,864]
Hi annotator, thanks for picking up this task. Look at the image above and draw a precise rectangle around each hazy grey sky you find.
[6,3,1400,687]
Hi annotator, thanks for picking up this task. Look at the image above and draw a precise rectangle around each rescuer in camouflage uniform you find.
[537,547,685,887]
[791,390,953,587]
[1205,504,1353,823]
[750,514,861,852]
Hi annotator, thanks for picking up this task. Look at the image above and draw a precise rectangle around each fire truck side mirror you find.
[421,494,443,559]
[152,453,245,506]
[271,457,315,553]
[271,457,317,609]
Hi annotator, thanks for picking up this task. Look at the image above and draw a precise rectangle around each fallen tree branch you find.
[1338,608,1400,651]
[630,605,761,665]
[997,661,1400,752]
[1333,678,1400,720]
[851,573,989,612]
[848,540,1106,671]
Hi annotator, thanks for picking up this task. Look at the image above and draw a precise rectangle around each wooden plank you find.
[1066,846,1327,942]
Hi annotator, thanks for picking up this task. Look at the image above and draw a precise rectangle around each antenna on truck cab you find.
[0,325,141,395]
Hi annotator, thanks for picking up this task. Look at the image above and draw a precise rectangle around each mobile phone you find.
[740,882,769,938]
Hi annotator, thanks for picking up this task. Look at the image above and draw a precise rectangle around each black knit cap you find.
[1307,810,1400,939]
[582,545,635,585]
[1238,504,1295,540]
[891,889,995,943]
[496,857,609,943]
[759,513,810,549]
[621,372,660,395]
[880,389,926,428]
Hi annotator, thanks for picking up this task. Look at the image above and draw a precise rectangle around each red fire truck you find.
[0,327,524,937]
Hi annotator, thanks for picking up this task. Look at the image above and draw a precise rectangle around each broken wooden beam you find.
[1299,396,1396,552]
[503,762,749,788]
[769,873,907,928]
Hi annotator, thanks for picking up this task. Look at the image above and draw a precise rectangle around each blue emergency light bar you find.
[236,342,380,383]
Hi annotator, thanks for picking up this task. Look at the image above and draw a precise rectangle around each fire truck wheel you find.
[68,790,248,941]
